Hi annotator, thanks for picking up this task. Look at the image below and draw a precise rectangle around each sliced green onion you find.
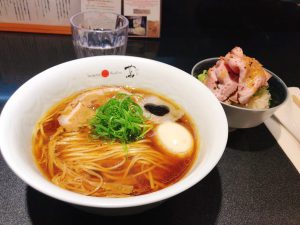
[90,93,153,144]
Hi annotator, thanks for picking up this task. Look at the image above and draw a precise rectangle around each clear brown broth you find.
[33,86,199,196]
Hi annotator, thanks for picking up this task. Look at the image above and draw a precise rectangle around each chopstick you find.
[292,95,300,108]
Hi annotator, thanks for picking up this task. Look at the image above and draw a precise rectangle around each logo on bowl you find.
[87,65,138,79]
[101,69,109,77]
[124,65,136,78]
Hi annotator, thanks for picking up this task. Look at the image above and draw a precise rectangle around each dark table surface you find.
[1,4,300,223]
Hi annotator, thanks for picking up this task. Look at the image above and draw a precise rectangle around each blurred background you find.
[162,0,300,36]
[0,0,300,105]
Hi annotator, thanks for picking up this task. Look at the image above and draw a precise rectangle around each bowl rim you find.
[0,55,228,208]
[191,57,289,112]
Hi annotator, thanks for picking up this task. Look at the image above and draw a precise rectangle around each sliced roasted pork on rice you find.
[201,47,271,109]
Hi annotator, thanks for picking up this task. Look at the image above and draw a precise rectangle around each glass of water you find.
[70,11,129,58]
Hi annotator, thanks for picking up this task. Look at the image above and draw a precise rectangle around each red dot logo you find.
[101,69,109,77]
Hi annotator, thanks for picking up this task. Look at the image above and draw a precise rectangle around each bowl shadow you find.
[227,124,278,152]
[26,168,222,225]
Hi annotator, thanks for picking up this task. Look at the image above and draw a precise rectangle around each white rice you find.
[245,90,271,109]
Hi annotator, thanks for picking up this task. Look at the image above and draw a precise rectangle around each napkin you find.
[274,87,300,142]
[264,87,300,173]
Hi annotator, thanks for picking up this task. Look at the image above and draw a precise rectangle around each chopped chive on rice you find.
[197,70,208,83]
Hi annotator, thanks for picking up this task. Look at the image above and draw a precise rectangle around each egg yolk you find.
[155,121,194,156]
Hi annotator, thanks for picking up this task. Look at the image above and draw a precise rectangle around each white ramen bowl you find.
[0,56,228,215]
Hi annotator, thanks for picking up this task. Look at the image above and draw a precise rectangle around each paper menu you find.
[0,0,161,37]
[124,0,161,37]
[81,0,121,14]
[0,0,80,25]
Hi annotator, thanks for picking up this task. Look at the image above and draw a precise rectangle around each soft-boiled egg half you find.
[154,121,194,157]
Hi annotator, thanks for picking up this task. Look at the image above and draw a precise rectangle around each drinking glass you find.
[70,11,129,58]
